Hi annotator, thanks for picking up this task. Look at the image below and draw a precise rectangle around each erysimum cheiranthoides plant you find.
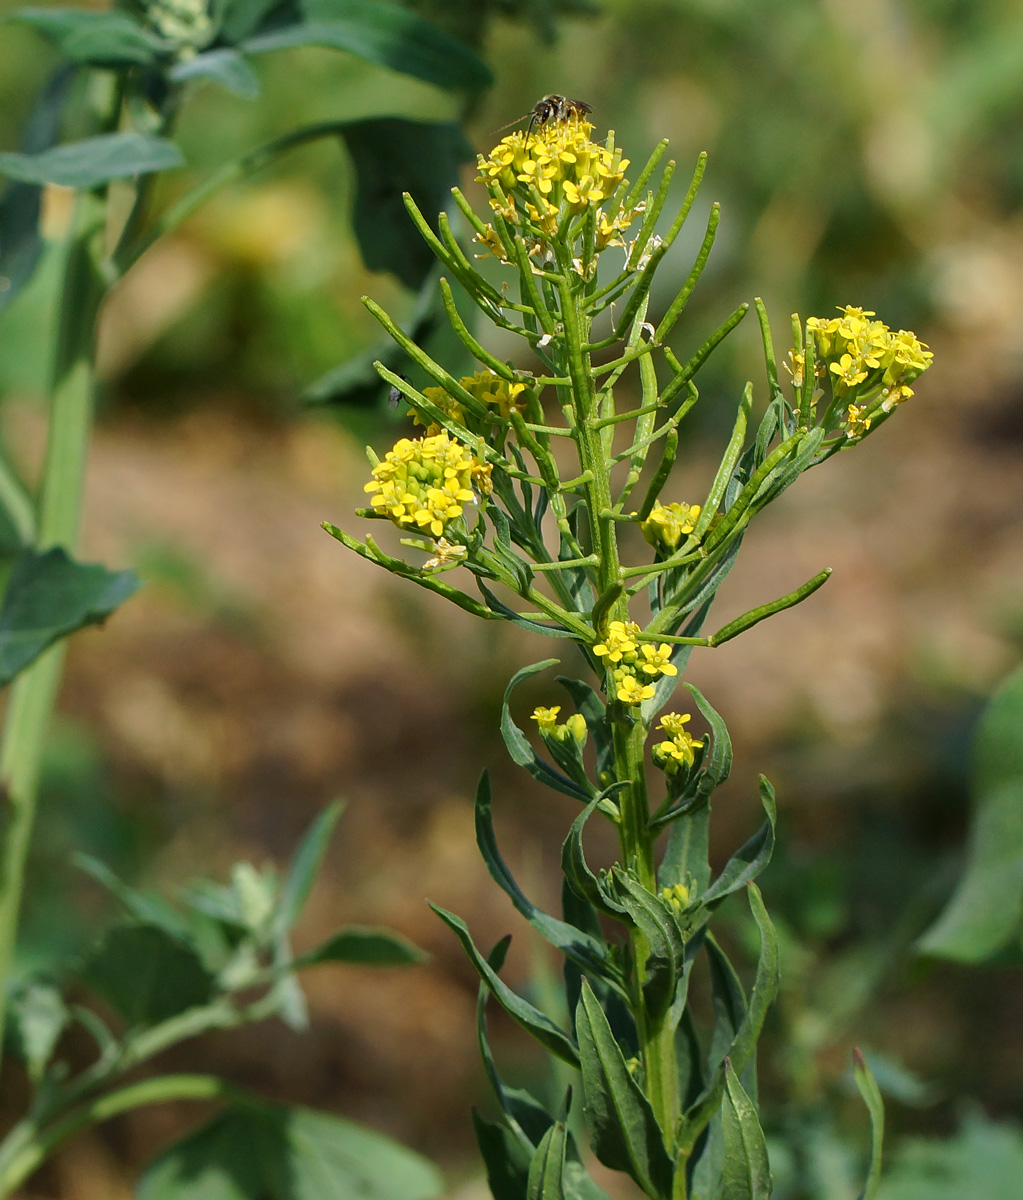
[324,97,933,1200]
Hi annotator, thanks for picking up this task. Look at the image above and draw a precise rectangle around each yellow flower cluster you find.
[640,501,702,552]
[364,432,491,538]
[660,882,691,916]
[531,706,587,744]
[476,112,631,248]
[806,306,933,435]
[414,370,527,433]
[593,620,677,706]
[651,712,705,775]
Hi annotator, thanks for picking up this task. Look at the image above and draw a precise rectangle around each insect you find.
[494,94,593,138]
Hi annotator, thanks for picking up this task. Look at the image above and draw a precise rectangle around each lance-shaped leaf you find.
[528,1119,568,1200]
[501,660,592,802]
[0,132,183,190]
[918,663,1023,962]
[853,1049,885,1200]
[607,868,685,1021]
[294,926,425,968]
[11,8,168,66]
[275,800,344,934]
[698,777,776,913]
[678,884,779,1157]
[706,935,747,1073]
[562,798,626,918]
[719,1060,772,1200]
[7,981,68,1083]
[477,581,578,639]
[0,548,139,686]
[575,980,675,1200]
[475,773,614,979]
[473,1110,533,1200]
[431,903,580,1068]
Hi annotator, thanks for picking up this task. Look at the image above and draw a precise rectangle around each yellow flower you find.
[639,643,677,678]
[593,620,641,663]
[617,674,655,706]
[829,352,869,391]
[565,713,588,745]
[364,431,490,538]
[651,712,705,775]
[531,706,561,733]
[657,712,694,737]
[844,404,872,438]
[640,502,701,551]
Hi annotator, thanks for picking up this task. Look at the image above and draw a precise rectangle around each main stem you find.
[561,268,682,1167]
[0,188,109,1064]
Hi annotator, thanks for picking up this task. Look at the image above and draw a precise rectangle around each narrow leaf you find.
[0,548,139,686]
[528,1120,568,1200]
[853,1048,885,1200]
[719,1060,772,1200]
[11,8,166,66]
[575,980,675,1199]
[475,773,613,978]
[918,664,1023,961]
[501,660,592,802]
[0,132,183,190]
[170,48,261,97]
[276,800,344,933]
[700,777,776,910]
[431,903,580,1067]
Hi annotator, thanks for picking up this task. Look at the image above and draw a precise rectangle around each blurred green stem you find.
[0,1073,235,1196]
[0,187,109,1072]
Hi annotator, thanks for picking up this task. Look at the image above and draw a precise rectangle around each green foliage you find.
[137,1101,444,1200]
[875,1111,1023,1200]
[719,1061,771,1200]
[0,132,184,189]
[0,548,139,686]
[918,663,1023,962]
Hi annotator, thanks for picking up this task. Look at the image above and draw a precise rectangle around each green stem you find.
[0,189,109,1069]
[0,1074,235,1196]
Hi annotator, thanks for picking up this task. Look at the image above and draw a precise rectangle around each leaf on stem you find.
[80,923,217,1026]
[719,1060,772,1200]
[699,777,776,913]
[0,132,183,190]
[917,663,1023,962]
[243,0,492,91]
[853,1048,885,1200]
[275,799,344,934]
[430,903,581,1067]
[137,1100,444,1200]
[7,981,69,1082]
[575,980,675,1200]
[501,660,593,802]
[0,548,139,686]
[11,8,167,67]
[528,1118,569,1200]
[170,48,261,98]
[293,925,425,968]
[475,773,615,978]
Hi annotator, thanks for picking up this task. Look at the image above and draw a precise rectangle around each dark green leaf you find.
[75,853,192,938]
[430,903,580,1067]
[501,660,592,802]
[575,980,675,1199]
[528,1120,568,1200]
[706,935,747,1071]
[478,581,575,638]
[475,772,612,978]
[0,133,183,190]
[219,0,283,44]
[679,884,779,1157]
[276,800,344,934]
[11,8,167,66]
[700,777,776,910]
[918,664,1023,961]
[170,48,261,97]
[137,1100,443,1200]
[0,65,73,313]
[719,1060,772,1200]
[244,0,492,91]
[294,925,425,968]
[561,798,625,918]
[0,548,139,686]
[473,1110,532,1200]
[659,806,710,896]
[80,923,216,1026]
[7,981,68,1082]
[854,1049,885,1200]
[336,118,475,290]
[607,869,685,1020]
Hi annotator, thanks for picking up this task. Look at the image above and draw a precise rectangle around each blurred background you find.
[2,0,1023,1195]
